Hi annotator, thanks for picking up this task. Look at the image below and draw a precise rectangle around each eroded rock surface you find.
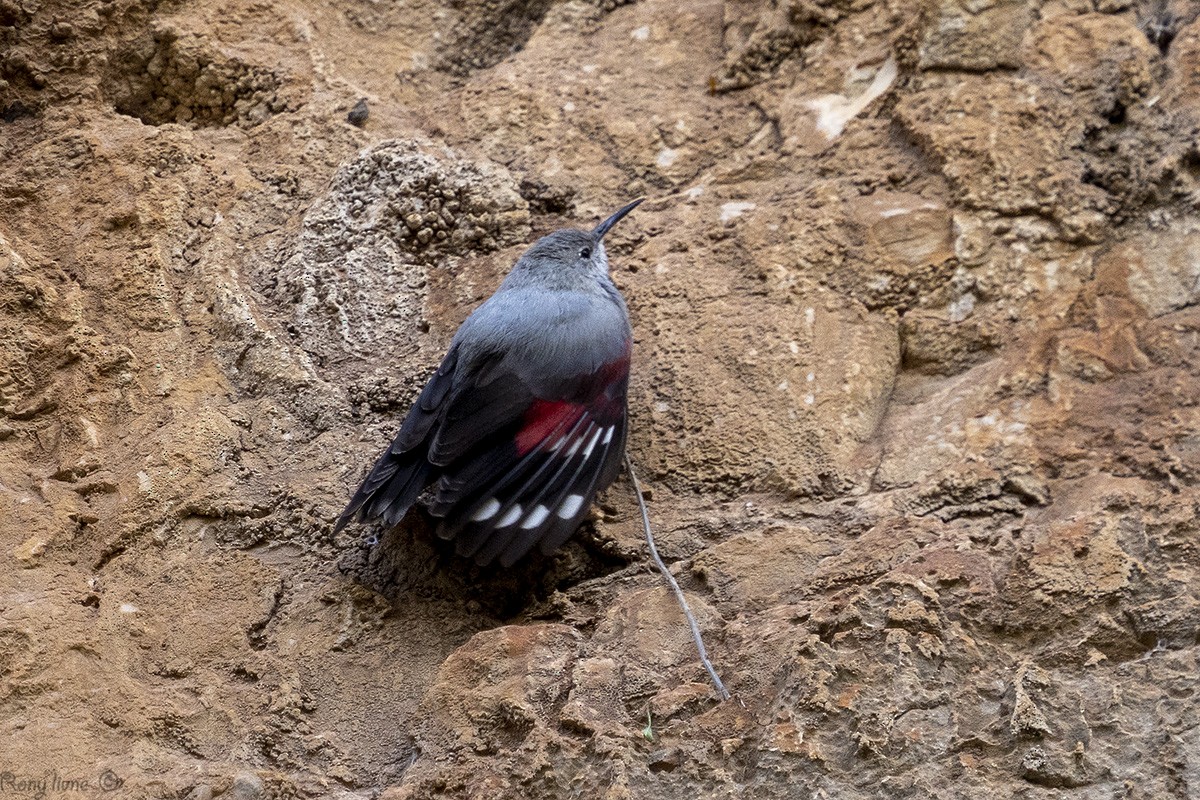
[2,0,1200,797]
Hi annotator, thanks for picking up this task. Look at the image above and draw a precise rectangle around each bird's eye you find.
[579,247,592,259]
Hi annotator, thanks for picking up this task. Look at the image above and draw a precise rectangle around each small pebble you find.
[347,98,369,127]
[229,773,264,800]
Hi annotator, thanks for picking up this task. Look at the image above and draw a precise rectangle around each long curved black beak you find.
[592,198,644,239]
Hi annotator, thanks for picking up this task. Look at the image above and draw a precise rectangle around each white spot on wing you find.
[472,498,500,521]
[582,427,603,459]
[557,494,585,519]
[498,504,523,528]
[567,424,595,457]
[602,426,614,445]
[521,505,550,529]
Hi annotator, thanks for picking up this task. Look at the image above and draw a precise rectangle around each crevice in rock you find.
[338,512,635,620]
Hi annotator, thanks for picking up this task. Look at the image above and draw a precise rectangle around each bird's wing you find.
[429,347,630,567]
[332,341,527,526]
[336,290,631,565]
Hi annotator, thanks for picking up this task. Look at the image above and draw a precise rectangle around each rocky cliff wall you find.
[2,0,1199,797]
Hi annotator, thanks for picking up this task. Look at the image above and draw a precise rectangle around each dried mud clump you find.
[107,26,296,127]
[0,3,48,108]
[266,140,530,367]
[714,0,847,91]
[917,0,1032,70]
[433,0,556,75]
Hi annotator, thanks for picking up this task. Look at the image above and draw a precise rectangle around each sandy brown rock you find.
[3,0,1200,797]
[918,0,1032,71]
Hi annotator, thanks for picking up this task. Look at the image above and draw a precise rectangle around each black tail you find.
[334,444,435,533]
[334,349,461,534]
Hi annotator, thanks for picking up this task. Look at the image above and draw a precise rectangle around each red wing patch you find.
[515,400,586,455]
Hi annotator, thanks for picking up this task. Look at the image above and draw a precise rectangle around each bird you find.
[334,199,642,567]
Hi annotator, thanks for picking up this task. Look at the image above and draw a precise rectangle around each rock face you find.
[2,0,1200,797]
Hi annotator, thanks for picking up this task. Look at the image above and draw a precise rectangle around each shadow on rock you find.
[337,511,632,619]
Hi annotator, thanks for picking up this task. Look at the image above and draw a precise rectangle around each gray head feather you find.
[502,229,608,290]
[494,200,638,293]
[500,199,642,293]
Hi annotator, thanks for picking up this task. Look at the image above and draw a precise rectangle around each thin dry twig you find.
[625,453,731,701]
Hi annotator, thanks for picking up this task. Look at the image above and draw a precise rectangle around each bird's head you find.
[510,199,642,287]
